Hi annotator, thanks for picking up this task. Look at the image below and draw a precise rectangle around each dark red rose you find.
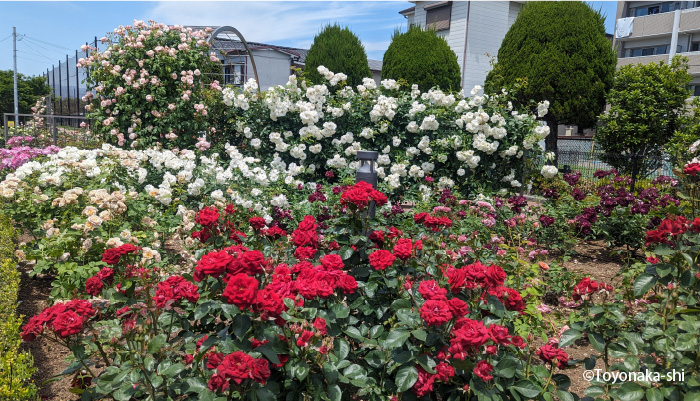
[393,238,413,260]
[52,310,84,338]
[684,162,700,176]
[488,324,511,344]
[256,289,284,316]
[511,335,526,349]
[195,250,233,280]
[21,315,44,341]
[207,352,224,369]
[420,300,453,326]
[446,267,467,292]
[250,358,270,384]
[248,217,267,230]
[101,248,122,265]
[473,360,493,381]
[418,280,447,301]
[207,373,229,392]
[369,249,396,271]
[116,243,139,255]
[412,366,436,397]
[320,254,344,271]
[336,274,357,294]
[369,189,388,206]
[484,264,506,288]
[222,274,259,309]
[294,246,317,260]
[537,344,569,369]
[196,206,220,227]
[414,212,429,224]
[184,354,194,364]
[447,297,469,318]
[435,362,455,382]
[85,276,104,296]
[240,250,266,275]
[292,229,318,248]
[313,317,327,335]
[296,330,315,347]
[296,215,317,231]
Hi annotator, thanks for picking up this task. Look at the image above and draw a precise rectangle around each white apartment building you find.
[399,1,523,93]
[615,1,700,94]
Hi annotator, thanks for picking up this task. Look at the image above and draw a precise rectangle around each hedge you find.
[0,214,37,400]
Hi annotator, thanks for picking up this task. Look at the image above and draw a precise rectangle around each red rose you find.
[240,250,266,275]
[537,344,569,369]
[369,189,388,206]
[296,330,315,347]
[184,354,194,364]
[52,310,84,338]
[116,243,139,255]
[446,267,467,292]
[21,315,45,341]
[369,250,396,271]
[64,299,96,319]
[488,324,511,345]
[85,276,104,296]
[101,248,122,265]
[412,367,436,397]
[207,352,224,370]
[292,229,319,248]
[435,362,455,382]
[218,351,253,385]
[511,336,527,349]
[659,218,686,236]
[153,275,200,308]
[313,317,327,335]
[195,250,233,281]
[256,289,284,316]
[418,280,447,301]
[312,271,337,298]
[473,360,493,381]
[320,254,344,270]
[96,267,114,283]
[420,300,453,326]
[263,226,287,239]
[368,230,385,246]
[248,217,267,230]
[691,217,700,233]
[297,216,318,231]
[684,162,700,176]
[336,274,357,294]
[294,246,317,260]
[250,358,270,384]
[207,373,229,392]
[222,274,259,309]
[464,261,488,286]
[414,212,429,224]
[451,318,490,351]
[341,187,370,209]
[484,264,506,287]
[196,206,220,227]
[393,238,413,260]
[447,297,469,318]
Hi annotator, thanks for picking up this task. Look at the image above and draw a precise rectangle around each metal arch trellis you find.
[207,26,260,88]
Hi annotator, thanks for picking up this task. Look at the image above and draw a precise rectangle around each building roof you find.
[211,37,382,71]
[399,6,415,15]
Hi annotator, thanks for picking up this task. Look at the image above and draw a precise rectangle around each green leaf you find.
[396,308,420,327]
[343,364,365,380]
[588,332,606,353]
[585,385,606,397]
[366,350,387,369]
[382,329,410,349]
[395,366,419,392]
[335,338,349,359]
[331,303,350,319]
[558,329,582,348]
[148,334,168,354]
[340,246,354,261]
[411,329,427,342]
[646,388,663,401]
[255,342,281,365]
[184,377,207,393]
[232,314,251,339]
[160,363,184,378]
[511,379,542,398]
[255,388,276,401]
[495,356,519,379]
[369,325,385,338]
[556,390,574,401]
[344,327,364,341]
[634,273,657,297]
[416,354,436,374]
[328,384,342,401]
[220,303,240,319]
[612,382,644,401]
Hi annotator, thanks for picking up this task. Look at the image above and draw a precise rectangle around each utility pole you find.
[13,27,19,127]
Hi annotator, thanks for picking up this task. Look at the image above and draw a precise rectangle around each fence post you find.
[3,114,7,146]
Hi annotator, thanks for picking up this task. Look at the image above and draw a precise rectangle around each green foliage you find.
[668,102,700,167]
[485,2,616,129]
[304,25,371,87]
[0,70,51,116]
[596,56,693,177]
[381,26,461,92]
[0,216,37,400]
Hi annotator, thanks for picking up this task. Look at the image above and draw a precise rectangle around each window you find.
[694,86,700,96]
[631,2,680,16]
[425,1,452,31]
[628,45,668,57]
[224,58,246,85]
[692,43,700,52]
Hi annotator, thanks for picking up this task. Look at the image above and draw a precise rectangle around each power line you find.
[20,41,56,63]
[17,49,54,63]
[22,35,75,52]
[24,37,70,55]
[0,34,11,43]
[17,55,49,65]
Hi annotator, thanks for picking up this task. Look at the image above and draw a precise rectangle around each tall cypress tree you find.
[485,2,617,157]
[381,26,461,92]
[305,25,371,87]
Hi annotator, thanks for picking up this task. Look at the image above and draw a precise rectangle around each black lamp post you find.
[356,150,378,219]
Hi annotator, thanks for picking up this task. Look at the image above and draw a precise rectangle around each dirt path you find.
[16,264,77,401]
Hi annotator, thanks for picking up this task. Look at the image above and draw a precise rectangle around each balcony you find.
[617,7,700,41]
[617,54,668,68]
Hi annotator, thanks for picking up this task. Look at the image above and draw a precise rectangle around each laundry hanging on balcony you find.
[615,17,634,38]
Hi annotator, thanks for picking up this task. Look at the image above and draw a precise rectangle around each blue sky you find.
[0,1,619,78]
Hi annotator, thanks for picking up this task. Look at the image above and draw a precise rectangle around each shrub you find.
[304,25,371,88]
[485,1,616,156]
[596,56,693,181]
[82,20,223,150]
[0,215,37,400]
[381,26,461,92]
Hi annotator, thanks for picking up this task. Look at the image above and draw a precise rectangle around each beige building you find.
[615,1,700,94]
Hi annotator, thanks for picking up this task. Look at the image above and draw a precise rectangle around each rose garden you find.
[0,20,699,401]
